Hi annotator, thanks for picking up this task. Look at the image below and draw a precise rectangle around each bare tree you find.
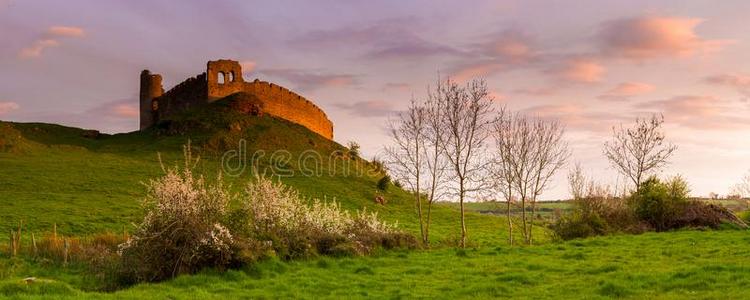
[731,170,750,198]
[527,118,569,244]
[384,80,450,245]
[385,98,428,243]
[603,114,677,191]
[493,112,534,245]
[440,78,495,248]
[421,82,450,245]
[492,112,568,245]
[567,163,587,201]
[490,108,518,245]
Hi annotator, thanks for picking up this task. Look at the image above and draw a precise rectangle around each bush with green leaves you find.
[377,175,391,191]
[631,176,689,231]
[118,149,234,283]
[236,176,413,258]
[552,181,643,240]
[118,146,415,283]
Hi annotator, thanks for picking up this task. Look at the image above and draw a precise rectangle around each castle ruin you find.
[139,59,334,139]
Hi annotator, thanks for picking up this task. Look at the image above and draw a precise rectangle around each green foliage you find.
[632,176,689,231]
[740,210,750,224]
[552,185,640,240]
[393,180,403,189]
[346,141,360,157]
[376,175,391,191]
[118,145,236,283]
[2,231,750,298]
[551,211,608,240]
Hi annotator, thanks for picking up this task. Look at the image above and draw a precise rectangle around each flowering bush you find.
[118,147,234,282]
[117,145,414,283]
[240,176,412,258]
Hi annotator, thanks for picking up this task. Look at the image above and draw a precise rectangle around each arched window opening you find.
[228,71,235,82]
[218,72,226,84]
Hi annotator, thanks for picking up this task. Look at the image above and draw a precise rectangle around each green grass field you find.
[1,112,748,299]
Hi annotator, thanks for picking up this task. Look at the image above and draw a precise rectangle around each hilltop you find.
[0,94,507,244]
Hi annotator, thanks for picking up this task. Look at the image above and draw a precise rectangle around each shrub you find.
[238,176,411,258]
[393,180,403,189]
[118,147,234,282]
[347,141,360,158]
[551,211,607,240]
[552,181,641,240]
[370,157,386,174]
[632,176,688,231]
[377,175,391,191]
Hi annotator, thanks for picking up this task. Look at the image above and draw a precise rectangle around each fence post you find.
[8,230,13,257]
[31,232,38,257]
[63,238,69,266]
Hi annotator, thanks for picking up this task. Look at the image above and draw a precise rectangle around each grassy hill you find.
[0,98,748,299]
[0,98,514,245]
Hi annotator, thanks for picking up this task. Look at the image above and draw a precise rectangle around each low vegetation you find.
[116,146,414,285]
[553,174,747,240]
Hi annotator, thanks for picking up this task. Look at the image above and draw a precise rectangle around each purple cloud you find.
[334,100,395,117]
[261,68,359,91]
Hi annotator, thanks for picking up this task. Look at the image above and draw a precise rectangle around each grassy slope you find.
[1,230,748,299]
[0,104,516,245]
[0,103,748,298]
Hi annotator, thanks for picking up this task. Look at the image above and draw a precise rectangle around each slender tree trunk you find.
[506,196,513,246]
[416,182,426,245]
[529,196,537,245]
[521,196,528,244]
[459,181,467,248]
[425,200,433,246]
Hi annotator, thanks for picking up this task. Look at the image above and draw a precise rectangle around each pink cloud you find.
[240,60,257,74]
[0,101,20,115]
[112,104,139,118]
[642,95,721,117]
[598,16,730,60]
[18,39,60,58]
[261,68,359,91]
[638,95,750,130]
[513,86,559,96]
[489,91,506,102]
[334,100,395,117]
[18,25,85,59]
[523,103,624,132]
[525,103,582,116]
[382,82,411,92]
[555,58,605,83]
[704,73,750,96]
[479,30,536,63]
[598,82,655,101]
[46,26,85,38]
[451,61,504,82]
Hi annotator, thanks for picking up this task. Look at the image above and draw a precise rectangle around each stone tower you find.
[139,70,163,130]
[206,60,244,101]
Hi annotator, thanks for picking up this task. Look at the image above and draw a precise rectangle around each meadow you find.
[1,117,748,299]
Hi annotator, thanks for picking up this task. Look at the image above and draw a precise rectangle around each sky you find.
[1,0,750,200]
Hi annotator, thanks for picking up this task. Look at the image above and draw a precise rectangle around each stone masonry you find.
[139,59,334,140]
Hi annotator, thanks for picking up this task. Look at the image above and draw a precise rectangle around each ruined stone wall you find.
[207,60,245,101]
[153,73,208,121]
[243,80,334,139]
[140,59,334,140]
[139,70,163,129]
